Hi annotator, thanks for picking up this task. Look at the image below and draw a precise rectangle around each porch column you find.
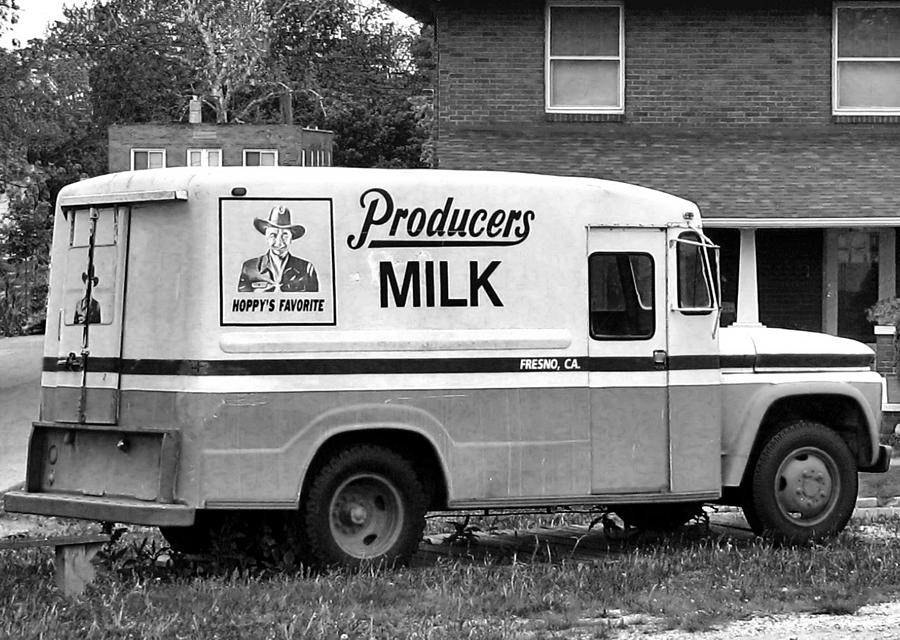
[733,228,763,327]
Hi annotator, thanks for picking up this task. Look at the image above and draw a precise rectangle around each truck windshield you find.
[675,231,720,312]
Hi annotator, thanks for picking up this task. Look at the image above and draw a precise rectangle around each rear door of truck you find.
[52,202,129,424]
[49,190,187,424]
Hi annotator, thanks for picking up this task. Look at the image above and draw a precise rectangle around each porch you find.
[703,222,900,416]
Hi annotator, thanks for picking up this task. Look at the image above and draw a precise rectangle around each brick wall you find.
[107,124,334,172]
[429,1,900,221]
[436,0,544,129]
[436,0,833,132]
[625,0,831,125]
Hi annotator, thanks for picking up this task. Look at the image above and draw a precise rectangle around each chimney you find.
[189,96,202,124]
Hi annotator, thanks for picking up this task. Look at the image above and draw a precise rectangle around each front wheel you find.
[303,445,427,568]
[745,421,857,543]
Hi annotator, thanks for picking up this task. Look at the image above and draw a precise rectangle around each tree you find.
[318,15,434,168]
[0,0,433,334]
[55,0,194,126]
[181,0,282,123]
[0,0,19,40]
[0,4,97,334]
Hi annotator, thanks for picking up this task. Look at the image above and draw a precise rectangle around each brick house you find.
[107,123,334,173]
[388,0,900,404]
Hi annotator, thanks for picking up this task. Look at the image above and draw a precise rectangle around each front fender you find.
[721,379,882,487]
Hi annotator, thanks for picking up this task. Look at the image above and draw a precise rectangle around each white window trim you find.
[833,1,900,116]
[545,0,625,114]
[242,149,279,166]
[186,148,222,167]
[130,148,166,170]
[302,148,332,167]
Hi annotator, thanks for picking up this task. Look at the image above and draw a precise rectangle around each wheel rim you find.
[329,473,404,559]
[774,446,840,527]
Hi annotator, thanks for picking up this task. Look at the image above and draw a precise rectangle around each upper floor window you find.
[131,149,165,170]
[188,149,222,167]
[834,3,900,114]
[243,149,278,166]
[302,148,332,167]
[546,0,624,113]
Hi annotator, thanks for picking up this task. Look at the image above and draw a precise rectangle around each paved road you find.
[0,335,42,492]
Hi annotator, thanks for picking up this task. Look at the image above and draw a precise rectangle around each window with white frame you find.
[546,0,624,113]
[131,149,165,170]
[187,148,222,167]
[243,149,278,166]
[834,2,900,114]
[302,148,332,167]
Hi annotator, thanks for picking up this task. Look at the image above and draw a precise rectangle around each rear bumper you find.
[860,445,893,474]
[3,491,195,527]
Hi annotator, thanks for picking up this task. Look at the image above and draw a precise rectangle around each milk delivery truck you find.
[5,167,890,565]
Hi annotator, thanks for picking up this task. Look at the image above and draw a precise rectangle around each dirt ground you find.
[604,600,900,640]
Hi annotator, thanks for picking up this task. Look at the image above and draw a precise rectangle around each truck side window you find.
[676,231,718,312]
[589,252,654,339]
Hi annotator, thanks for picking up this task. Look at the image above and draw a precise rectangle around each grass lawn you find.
[3,514,900,639]
[859,462,900,505]
[2,438,899,638]
[859,434,900,505]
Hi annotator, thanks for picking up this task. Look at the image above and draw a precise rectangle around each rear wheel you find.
[745,421,857,543]
[303,445,427,567]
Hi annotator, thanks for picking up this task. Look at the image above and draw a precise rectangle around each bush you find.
[866,297,900,328]
[0,259,47,337]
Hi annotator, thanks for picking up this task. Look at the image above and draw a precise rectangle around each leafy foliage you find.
[0,0,432,334]
[0,0,18,39]
[866,297,900,327]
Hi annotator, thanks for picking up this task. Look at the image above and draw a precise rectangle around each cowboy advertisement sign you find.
[219,198,336,325]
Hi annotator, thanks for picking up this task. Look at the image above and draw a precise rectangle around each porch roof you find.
[438,124,900,227]
[647,127,900,227]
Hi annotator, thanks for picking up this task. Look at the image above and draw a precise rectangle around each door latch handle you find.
[652,350,668,367]
[58,351,85,371]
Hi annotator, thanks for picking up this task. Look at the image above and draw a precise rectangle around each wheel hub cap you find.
[777,450,835,520]
[329,474,404,559]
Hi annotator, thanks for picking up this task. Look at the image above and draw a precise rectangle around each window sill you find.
[832,114,900,124]
[545,113,625,123]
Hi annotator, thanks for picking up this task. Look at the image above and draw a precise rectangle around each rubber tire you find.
[303,445,427,568]
[746,421,857,544]
[740,489,764,533]
[615,502,704,532]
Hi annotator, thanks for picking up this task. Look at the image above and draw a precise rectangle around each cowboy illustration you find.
[73,272,102,324]
[237,205,319,293]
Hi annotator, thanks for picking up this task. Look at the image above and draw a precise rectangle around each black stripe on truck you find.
[42,352,873,375]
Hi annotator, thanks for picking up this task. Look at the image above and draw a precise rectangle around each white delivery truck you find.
[5,168,890,565]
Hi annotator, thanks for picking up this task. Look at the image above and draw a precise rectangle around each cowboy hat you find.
[253,205,306,239]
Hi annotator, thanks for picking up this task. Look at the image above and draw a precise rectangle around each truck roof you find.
[57,167,700,228]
